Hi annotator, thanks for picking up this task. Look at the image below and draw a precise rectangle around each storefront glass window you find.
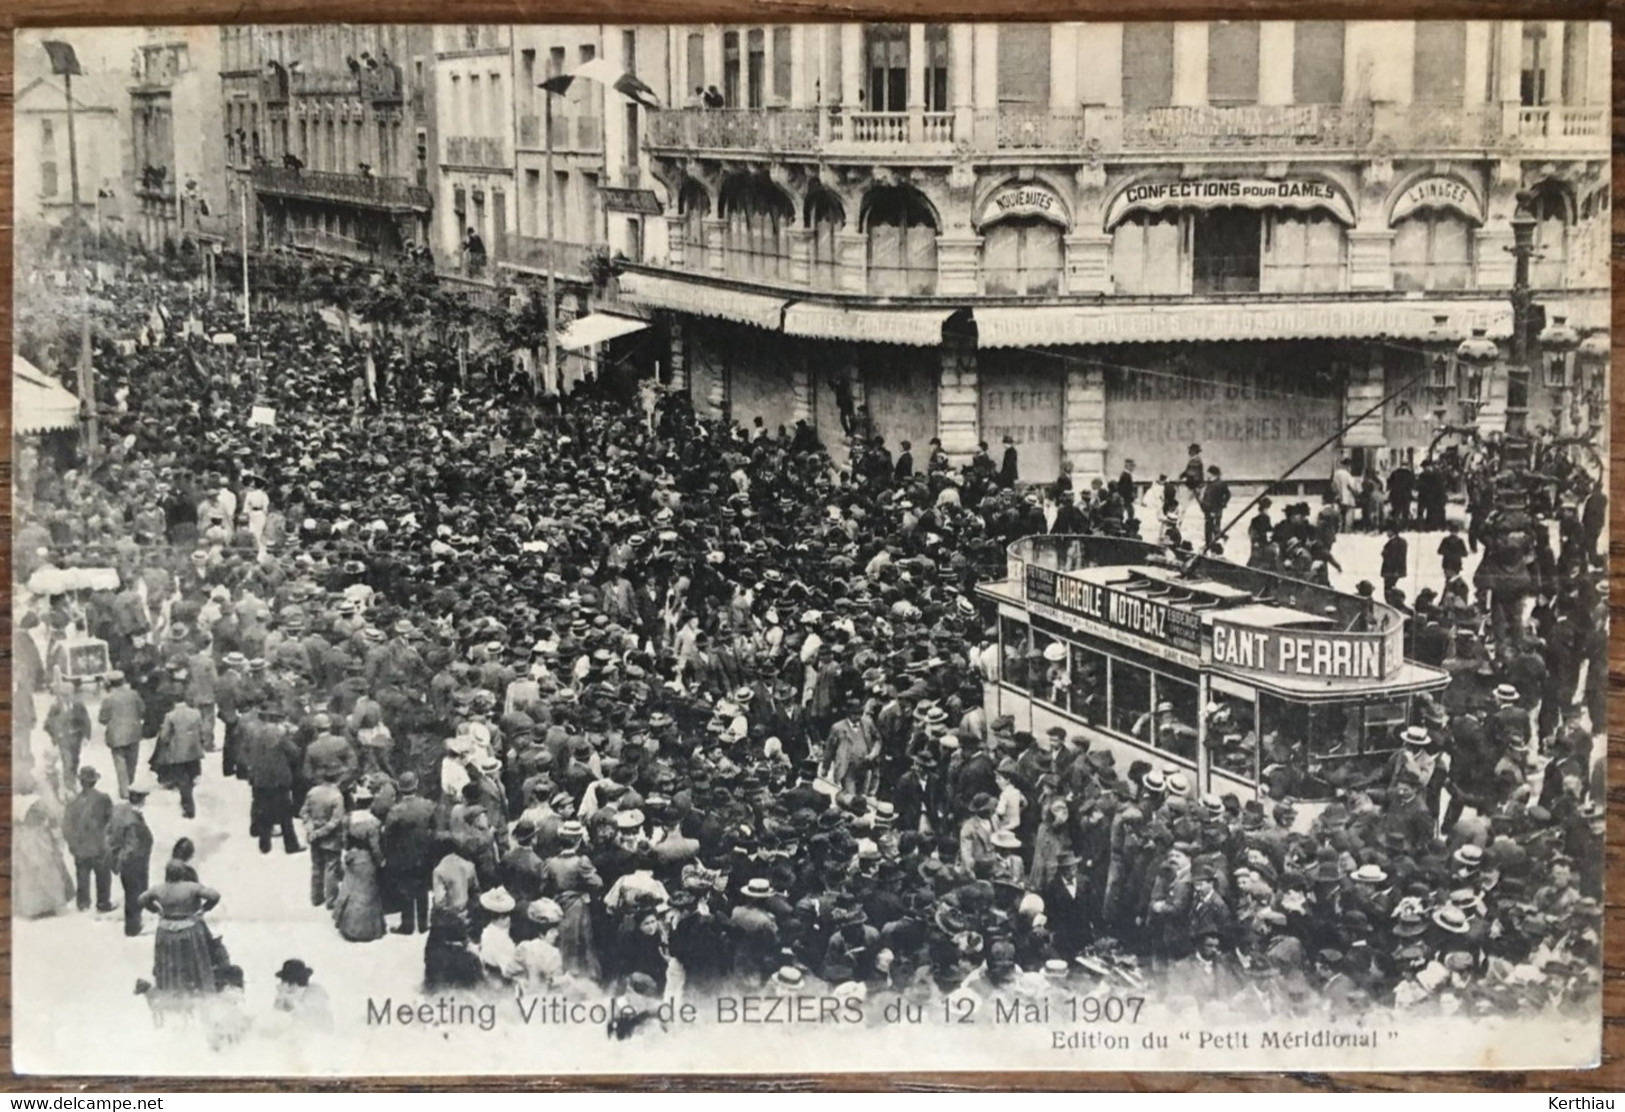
[1392,210,1473,291]
[1192,208,1261,294]
[865,185,938,296]
[720,172,793,281]
[999,615,1030,691]
[1263,212,1347,293]
[981,216,1063,296]
[1111,211,1183,294]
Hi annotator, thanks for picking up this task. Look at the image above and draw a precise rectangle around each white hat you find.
[479,887,516,914]
[1043,642,1067,663]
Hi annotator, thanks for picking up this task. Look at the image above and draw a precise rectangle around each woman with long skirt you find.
[139,861,223,1012]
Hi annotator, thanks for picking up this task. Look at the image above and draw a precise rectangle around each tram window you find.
[1151,674,1200,762]
[1000,616,1030,691]
[1069,643,1108,724]
[1109,659,1153,739]
[1205,693,1258,780]
[1362,700,1408,751]
[1257,695,1334,801]
[1030,629,1066,704]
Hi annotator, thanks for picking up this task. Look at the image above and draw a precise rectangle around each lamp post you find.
[43,40,98,456]
[1425,312,1459,430]
[1537,314,1580,436]
[1456,327,1499,430]
[1575,330,1610,440]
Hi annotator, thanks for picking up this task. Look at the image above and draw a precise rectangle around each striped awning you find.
[14,355,81,434]
[782,304,954,346]
[974,299,1516,348]
[619,272,786,331]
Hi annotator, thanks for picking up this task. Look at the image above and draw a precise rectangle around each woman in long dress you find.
[14,792,74,919]
[333,818,387,942]
[140,861,223,998]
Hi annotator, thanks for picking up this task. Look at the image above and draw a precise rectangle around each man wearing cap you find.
[63,767,115,913]
[98,671,146,800]
[107,777,155,936]
[45,680,92,793]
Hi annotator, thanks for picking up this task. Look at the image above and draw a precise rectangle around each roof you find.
[15,74,123,113]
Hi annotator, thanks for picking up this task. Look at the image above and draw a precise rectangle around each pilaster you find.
[1064,233,1113,295]
[939,339,980,463]
[1346,230,1395,291]
[1063,365,1107,484]
[936,235,980,297]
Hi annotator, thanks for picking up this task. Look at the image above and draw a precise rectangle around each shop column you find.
[1062,364,1106,483]
[939,336,979,463]
[1342,346,1388,457]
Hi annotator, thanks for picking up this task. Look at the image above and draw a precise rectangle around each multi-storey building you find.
[239,25,435,264]
[14,71,126,238]
[433,25,516,272]
[626,20,1609,483]
[127,29,225,250]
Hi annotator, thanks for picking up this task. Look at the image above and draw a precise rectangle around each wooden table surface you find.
[0,0,1619,1091]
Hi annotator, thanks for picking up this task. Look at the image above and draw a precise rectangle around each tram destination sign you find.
[1210,618,1404,683]
[1024,565,1202,654]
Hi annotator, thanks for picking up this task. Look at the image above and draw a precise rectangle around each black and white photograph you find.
[8,19,1609,1075]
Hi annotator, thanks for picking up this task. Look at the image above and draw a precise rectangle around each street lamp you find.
[1425,313,1460,428]
[1576,330,1609,436]
[42,40,98,455]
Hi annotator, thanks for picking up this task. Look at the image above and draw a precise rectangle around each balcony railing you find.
[288,227,384,263]
[645,100,1608,159]
[443,135,510,168]
[251,164,433,211]
[1515,105,1608,148]
[357,65,404,105]
[291,69,360,96]
[494,233,592,279]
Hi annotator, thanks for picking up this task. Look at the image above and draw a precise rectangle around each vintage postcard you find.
[9,20,1607,1076]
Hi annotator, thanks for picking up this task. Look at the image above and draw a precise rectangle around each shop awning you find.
[558,312,649,352]
[974,299,1515,348]
[619,272,787,331]
[1539,294,1609,333]
[14,355,81,434]
[782,303,955,347]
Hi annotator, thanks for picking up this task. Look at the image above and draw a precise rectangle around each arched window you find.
[1391,210,1473,291]
[1263,212,1347,293]
[1111,211,1184,294]
[677,179,711,265]
[805,184,846,290]
[719,172,793,280]
[864,184,938,295]
[981,216,1063,295]
[1528,180,1572,289]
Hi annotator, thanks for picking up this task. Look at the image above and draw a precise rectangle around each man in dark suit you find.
[894,440,914,483]
[107,779,156,936]
[382,771,439,934]
[63,767,114,912]
[892,752,939,837]
[1042,850,1091,957]
[999,435,1020,488]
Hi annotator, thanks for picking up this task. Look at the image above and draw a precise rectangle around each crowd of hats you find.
[12,272,1605,1018]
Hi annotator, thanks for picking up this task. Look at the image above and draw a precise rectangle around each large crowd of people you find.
[12,260,1606,1034]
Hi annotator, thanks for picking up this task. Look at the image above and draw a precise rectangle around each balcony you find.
[443,135,510,169]
[252,164,432,212]
[647,99,1608,160]
[291,69,360,96]
[261,70,290,105]
[493,233,591,279]
[357,65,404,105]
[287,228,384,263]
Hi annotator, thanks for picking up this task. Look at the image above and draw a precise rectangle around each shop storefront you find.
[978,349,1066,482]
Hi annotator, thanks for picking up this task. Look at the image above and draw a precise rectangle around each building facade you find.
[14,73,126,238]
[628,20,1609,483]
[127,30,226,251]
[239,25,436,264]
[433,24,517,273]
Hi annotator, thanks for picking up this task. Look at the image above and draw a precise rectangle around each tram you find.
[976,535,1450,803]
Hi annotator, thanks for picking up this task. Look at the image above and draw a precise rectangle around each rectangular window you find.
[520,49,536,118]
[865,24,909,112]
[1561,22,1589,104]
[1263,213,1346,293]
[1068,643,1108,724]
[925,25,951,111]
[41,161,59,198]
[626,216,643,262]
[1111,212,1184,294]
[1293,21,1345,104]
[1107,658,1151,739]
[41,118,54,149]
[1416,21,1467,105]
[998,24,1051,107]
[1206,689,1259,782]
[1208,21,1260,106]
[1151,674,1200,762]
[686,33,705,97]
[772,27,792,103]
[724,31,741,106]
[1122,24,1175,110]
[623,30,638,76]
[747,29,765,109]
[1029,628,1063,705]
[549,47,565,80]
[524,169,540,236]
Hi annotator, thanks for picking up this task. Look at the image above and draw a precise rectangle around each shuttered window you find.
[1293,21,1345,104]
[997,24,1051,107]
[1208,21,1260,106]
[1122,24,1175,110]
[1414,22,1466,104]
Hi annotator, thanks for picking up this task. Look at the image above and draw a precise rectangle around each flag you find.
[540,58,661,109]
[41,41,83,77]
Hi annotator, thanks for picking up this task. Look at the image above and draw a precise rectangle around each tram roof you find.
[999,534,1403,636]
